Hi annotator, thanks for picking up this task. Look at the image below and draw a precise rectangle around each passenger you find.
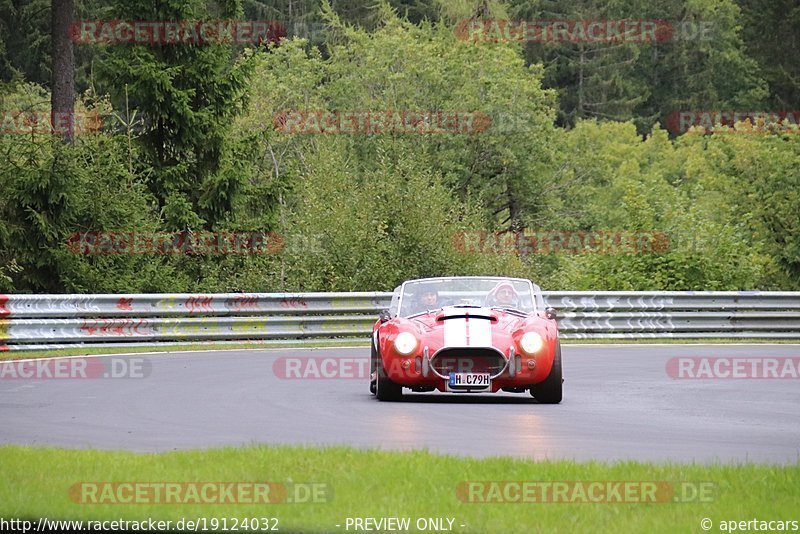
[486,281,520,308]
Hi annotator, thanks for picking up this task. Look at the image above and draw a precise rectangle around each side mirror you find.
[545,307,557,320]
[379,310,391,323]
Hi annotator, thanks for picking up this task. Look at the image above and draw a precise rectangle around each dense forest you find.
[0,0,798,293]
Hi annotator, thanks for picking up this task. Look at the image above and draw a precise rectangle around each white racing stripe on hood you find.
[443,317,468,346]
[468,317,493,347]
[443,314,493,347]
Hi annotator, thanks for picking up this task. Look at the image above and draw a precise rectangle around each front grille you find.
[430,347,507,378]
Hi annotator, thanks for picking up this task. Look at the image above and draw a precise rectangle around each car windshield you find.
[398,277,537,317]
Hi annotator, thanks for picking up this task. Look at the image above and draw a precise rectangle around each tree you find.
[633,0,767,134]
[539,120,774,290]
[317,6,559,234]
[508,0,768,133]
[735,0,800,109]
[509,0,649,127]
[50,0,74,142]
[0,0,51,85]
[237,8,548,289]
[98,0,256,230]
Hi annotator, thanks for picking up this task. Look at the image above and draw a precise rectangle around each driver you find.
[420,289,438,308]
[419,288,439,311]
[486,281,520,308]
[412,288,440,314]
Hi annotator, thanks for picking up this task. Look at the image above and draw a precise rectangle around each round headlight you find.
[394,332,418,355]
[520,332,544,355]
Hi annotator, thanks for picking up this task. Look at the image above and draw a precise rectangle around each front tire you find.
[369,339,378,395]
[530,340,562,404]
[376,355,403,402]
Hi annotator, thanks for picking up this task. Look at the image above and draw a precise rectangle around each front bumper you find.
[384,345,551,393]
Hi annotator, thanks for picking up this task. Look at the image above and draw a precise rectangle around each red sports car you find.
[369,276,562,403]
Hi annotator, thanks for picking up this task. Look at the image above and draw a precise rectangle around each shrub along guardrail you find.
[1,291,799,351]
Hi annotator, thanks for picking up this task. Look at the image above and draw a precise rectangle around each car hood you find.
[408,306,526,349]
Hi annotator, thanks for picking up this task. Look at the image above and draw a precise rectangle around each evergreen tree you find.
[98,0,256,230]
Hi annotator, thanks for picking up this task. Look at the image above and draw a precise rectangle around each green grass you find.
[3,339,799,361]
[0,445,797,533]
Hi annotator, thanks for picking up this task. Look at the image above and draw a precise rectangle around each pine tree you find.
[98,0,256,230]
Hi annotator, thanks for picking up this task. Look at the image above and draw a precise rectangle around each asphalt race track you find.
[1,345,799,463]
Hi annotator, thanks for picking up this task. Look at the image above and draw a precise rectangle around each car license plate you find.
[448,373,491,390]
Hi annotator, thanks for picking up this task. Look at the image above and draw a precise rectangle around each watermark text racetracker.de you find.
[0,110,102,135]
[273,357,370,379]
[665,110,800,135]
[457,481,716,503]
[454,19,716,43]
[271,110,559,135]
[66,231,284,256]
[666,357,800,379]
[69,481,329,504]
[272,356,496,379]
[0,357,149,380]
[70,20,285,45]
[453,230,670,255]
[273,110,492,135]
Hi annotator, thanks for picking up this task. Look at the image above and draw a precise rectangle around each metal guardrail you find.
[547,291,800,339]
[1,291,799,351]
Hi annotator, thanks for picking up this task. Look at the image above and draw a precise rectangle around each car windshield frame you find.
[396,276,540,318]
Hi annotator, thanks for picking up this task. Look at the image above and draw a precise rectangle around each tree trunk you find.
[577,44,585,120]
[51,0,74,143]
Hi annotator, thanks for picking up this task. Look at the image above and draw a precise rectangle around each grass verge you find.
[0,341,364,361]
[0,445,798,533]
